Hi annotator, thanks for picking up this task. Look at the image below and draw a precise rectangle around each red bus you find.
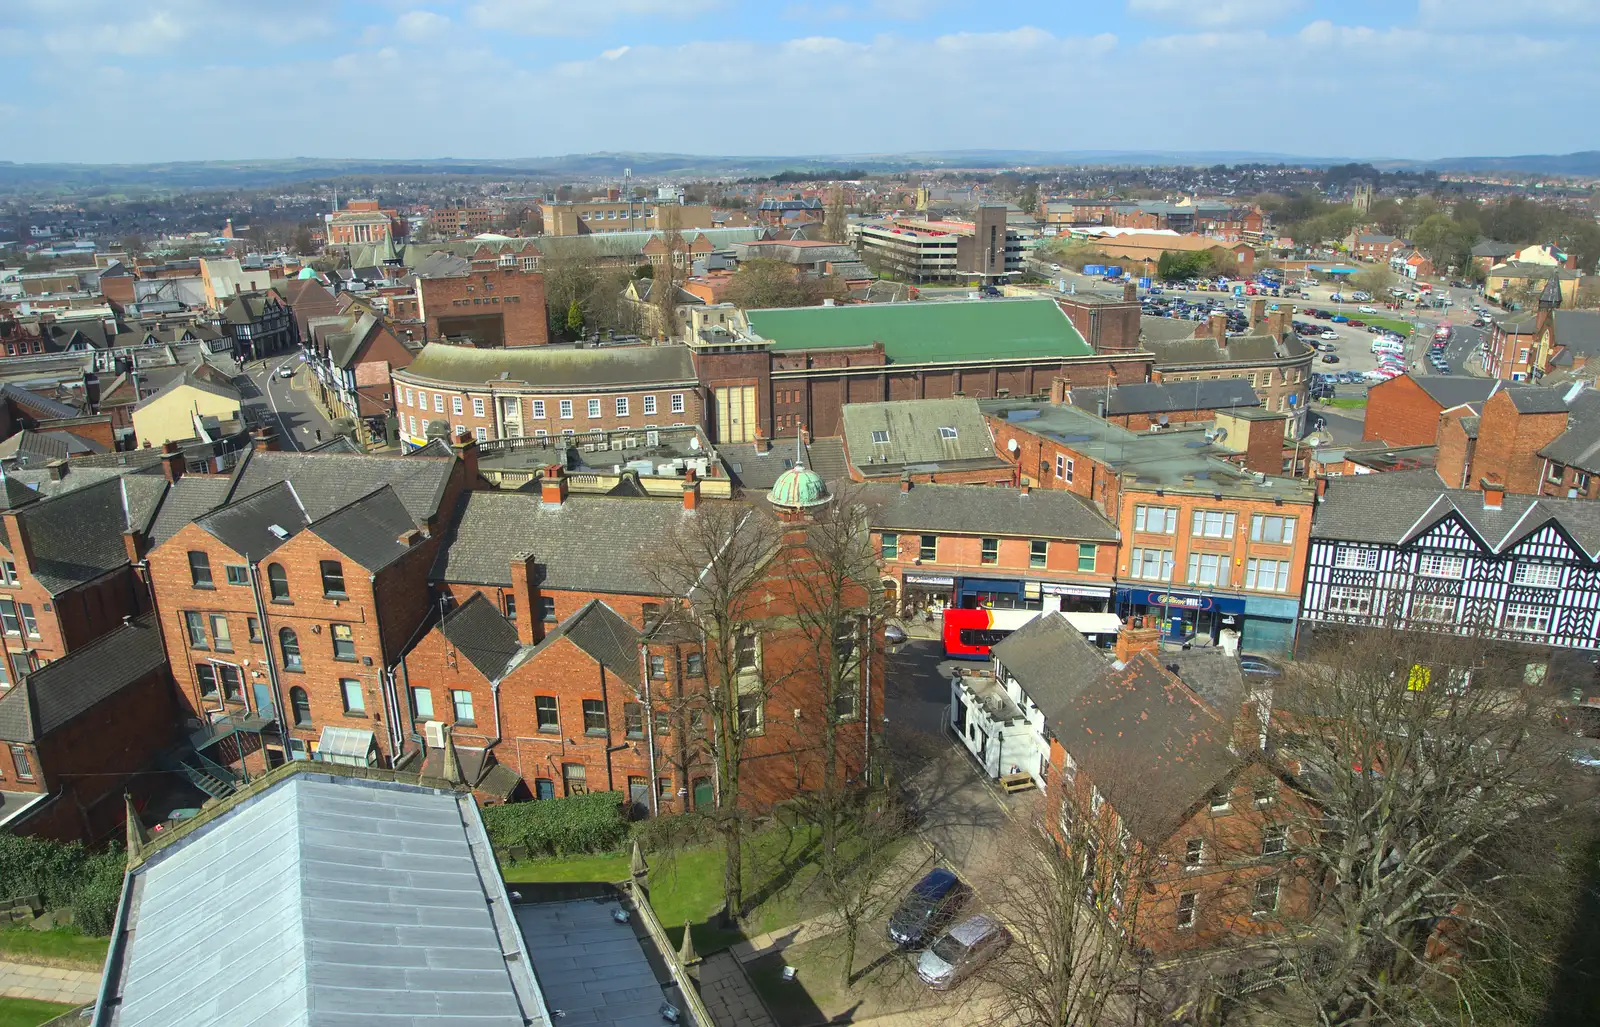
[942,608,1122,659]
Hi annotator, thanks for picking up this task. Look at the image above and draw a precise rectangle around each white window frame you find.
[1335,546,1379,570]
[1187,551,1228,587]
[643,395,657,416]
[671,393,685,414]
[1134,505,1177,535]
[1250,514,1295,544]
[1327,585,1373,615]
[471,397,485,417]
[616,396,629,417]
[587,398,602,419]
[452,396,463,416]
[1176,892,1197,929]
[532,399,546,419]
[474,426,488,441]
[559,399,573,419]
[1410,594,1459,624]
[1502,602,1552,634]
[1513,563,1560,589]
[1417,553,1465,579]
[1245,558,1291,592]
[1130,547,1174,582]
[1191,509,1236,539]
[433,393,444,413]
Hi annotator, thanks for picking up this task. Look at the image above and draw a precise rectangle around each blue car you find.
[888,868,968,949]
[1331,314,1349,323]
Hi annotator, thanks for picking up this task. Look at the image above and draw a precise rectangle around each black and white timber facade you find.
[1301,474,1600,653]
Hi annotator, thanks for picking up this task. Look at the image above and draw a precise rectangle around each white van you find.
[1372,339,1405,355]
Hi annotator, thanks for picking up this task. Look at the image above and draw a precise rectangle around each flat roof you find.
[515,899,673,1027]
[747,298,1090,364]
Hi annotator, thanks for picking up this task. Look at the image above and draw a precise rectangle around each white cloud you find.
[600,44,630,59]
[1416,0,1600,27]
[1126,0,1306,28]
[785,0,944,18]
[468,0,723,34]
[8,1,333,56]
[396,10,451,41]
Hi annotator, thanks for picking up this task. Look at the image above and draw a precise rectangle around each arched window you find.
[289,686,311,727]
[279,627,302,672]
[267,563,290,602]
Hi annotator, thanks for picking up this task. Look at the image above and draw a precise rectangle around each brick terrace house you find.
[963,615,1310,955]
[413,472,883,812]
[863,480,1119,622]
[0,471,170,683]
[984,399,1314,653]
[144,439,476,777]
[1484,313,1542,381]
[1363,374,1499,446]
[304,308,415,423]
[0,614,177,842]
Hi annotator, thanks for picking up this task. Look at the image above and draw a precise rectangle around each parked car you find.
[1240,655,1282,677]
[917,915,1011,991]
[1320,330,1339,341]
[888,869,968,949]
[1348,320,1366,328]
[1322,354,1340,363]
[1358,305,1377,314]
[1331,315,1349,324]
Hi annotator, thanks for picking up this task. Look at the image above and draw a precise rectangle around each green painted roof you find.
[747,298,1090,365]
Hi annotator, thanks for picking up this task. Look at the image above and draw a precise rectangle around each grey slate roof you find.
[432,492,696,594]
[197,481,310,559]
[511,599,641,689]
[401,342,697,389]
[1471,240,1516,258]
[0,613,166,743]
[1313,474,1600,557]
[721,437,849,491]
[992,613,1110,734]
[97,772,549,1027]
[309,485,417,572]
[148,475,234,547]
[514,899,672,1027]
[859,481,1119,541]
[14,475,168,595]
[839,398,1006,476]
[231,445,456,525]
[1070,379,1260,417]
[1404,375,1498,409]
[1506,387,1571,414]
[1553,310,1600,356]
[440,594,523,681]
[1139,331,1309,367]
[1539,389,1600,472]
[1158,649,1246,720]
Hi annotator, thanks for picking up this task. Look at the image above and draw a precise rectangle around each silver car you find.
[916,914,1010,990]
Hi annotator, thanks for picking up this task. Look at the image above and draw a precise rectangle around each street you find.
[235,351,335,452]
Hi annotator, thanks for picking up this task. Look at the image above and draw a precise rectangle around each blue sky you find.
[2,0,1596,164]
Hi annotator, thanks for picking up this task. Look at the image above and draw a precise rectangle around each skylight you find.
[937,426,958,440]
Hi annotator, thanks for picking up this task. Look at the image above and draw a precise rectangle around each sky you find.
[2,0,1597,164]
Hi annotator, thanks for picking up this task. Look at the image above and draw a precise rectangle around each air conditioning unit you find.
[424,720,447,748]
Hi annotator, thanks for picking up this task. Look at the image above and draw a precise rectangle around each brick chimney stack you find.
[1481,477,1506,510]
[1208,310,1227,342]
[1115,615,1162,663]
[540,464,567,506]
[1249,298,1267,329]
[682,466,700,511]
[160,441,184,483]
[509,551,538,644]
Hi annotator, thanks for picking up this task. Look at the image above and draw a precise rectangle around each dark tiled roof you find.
[0,613,167,743]
[992,613,1109,734]
[0,383,79,420]
[1158,649,1245,719]
[308,485,416,571]
[1063,651,1241,846]
[1402,375,1498,409]
[17,476,167,595]
[148,475,234,547]
[0,475,40,511]
[432,491,697,594]
[230,445,455,525]
[859,481,1119,541]
[1553,311,1600,356]
[515,599,640,689]
[1070,379,1260,417]
[1506,387,1571,414]
[440,593,522,681]
[720,437,849,491]
[1313,475,1600,557]
[1540,390,1600,472]
[197,481,309,559]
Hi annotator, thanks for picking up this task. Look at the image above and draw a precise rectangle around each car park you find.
[916,915,1011,991]
[1358,305,1377,313]
[888,869,968,949]
[1322,354,1340,363]
[1331,314,1349,323]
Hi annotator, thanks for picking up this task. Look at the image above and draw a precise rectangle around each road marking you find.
[263,355,302,451]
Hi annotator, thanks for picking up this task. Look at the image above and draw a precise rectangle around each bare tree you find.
[654,203,687,339]
[649,503,787,925]
[824,184,848,244]
[976,794,1156,1027]
[1241,629,1587,1027]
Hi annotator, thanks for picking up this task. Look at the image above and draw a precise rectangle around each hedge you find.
[480,791,628,857]
[0,834,125,935]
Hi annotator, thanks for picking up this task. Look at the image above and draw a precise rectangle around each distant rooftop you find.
[746,298,1090,364]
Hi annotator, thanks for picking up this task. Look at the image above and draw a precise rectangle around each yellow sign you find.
[1406,664,1431,691]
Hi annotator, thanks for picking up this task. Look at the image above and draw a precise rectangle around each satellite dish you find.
[1007,438,1019,452]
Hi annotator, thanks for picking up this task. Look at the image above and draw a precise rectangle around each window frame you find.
[1250,514,1295,545]
[980,537,999,565]
[1335,546,1379,571]
[624,702,645,739]
[582,699,608,736]
[330,623,357,661]
[279,627,302,672]
[535,695,560,733]
[267,563,291,602]
[587,398,602,419]
[224,564,249,586]
[187,550,214,588]
[1176,892,1197,929]
[290,686,312,727]
[919,535,937,561]
[1502,602,1552,635]
[616,396,629,417]
[340,678,365,714]
[1030,539,1048,570]
[1327,585,1373,615]
[1513,562,1560,589]
[319,560,347,598]
[1417,552,1466,579]
[451,689,475,724]
[411,686,434,721]
[881,532,899,560]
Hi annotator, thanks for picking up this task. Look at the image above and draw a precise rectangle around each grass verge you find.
[1354,315,1413,336]
[0,998,76,1027]
[0,928,108,969]
[1325,398,1368,409]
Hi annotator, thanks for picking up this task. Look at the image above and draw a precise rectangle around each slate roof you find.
[309,485,418,571]
[510,599,641,689]
[441,594,523,681]
[133,360,241,410]
[859,481,1119,541]
[1313,474,1600,557]
[0,613,166,743]
[1402,375,1498,409]
[0,428,102,464]
[97,772,549,1027]
[839,398,1006,476]
[432,492,695,594]
[148,475,234,547]
[746,298,1090,364]
[992,613,1110,734]
[720,437,850,491]
[1553,311,1600,357]
[13,475,168,595]
[1158,649,1246,721]
[1471,240,1516,258]
[1139,331,1309,368]
[0,383,79,420]
[514,899,672,1027]
[1062,650,1242,846]
[401,342,697,388]
[1539,389,1600,472]
[1069,379,1260,417]
[231,444,456,525]
[197,481,310,559]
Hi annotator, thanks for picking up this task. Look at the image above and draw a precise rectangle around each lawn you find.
[0,998,75,1027]
[0,927,108,969]
[1354,315,1413,337]
[746,933,952,1027]
[501,823,907,955]
[1325,398,1368,409]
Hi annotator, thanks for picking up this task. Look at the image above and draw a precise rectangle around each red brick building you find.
[0,614,178,842]
[1362,374,1498,446]
[418,262,548,349]
[144,440,475,775]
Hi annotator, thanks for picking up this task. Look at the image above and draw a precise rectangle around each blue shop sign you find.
[1120,588,1247,615]
[958,577,1021,594]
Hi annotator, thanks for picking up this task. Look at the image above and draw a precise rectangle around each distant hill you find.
[0,149,1595,193]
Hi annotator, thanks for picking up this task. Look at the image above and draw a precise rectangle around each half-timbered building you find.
[1300,472,1600,660]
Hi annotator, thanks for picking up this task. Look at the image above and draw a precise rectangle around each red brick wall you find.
[392,378,703,444]
[1362,375,1443,445]
[1435,410,1475,490]
[420,268,548,348]
[1470,390,1567,495]
[0,513,146,672]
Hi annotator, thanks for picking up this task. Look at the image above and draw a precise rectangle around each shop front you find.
[1117,588,1248,646]
[1241,595,1299,655]
[898,572,956,619]
[956,578,1113,613]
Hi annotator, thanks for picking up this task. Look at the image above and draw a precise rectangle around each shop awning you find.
[1062,612,1121,636]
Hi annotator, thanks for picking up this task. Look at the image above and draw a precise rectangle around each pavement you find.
[697,952,778,1027]
[0,959,100,1005]
[236,352,335,452]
